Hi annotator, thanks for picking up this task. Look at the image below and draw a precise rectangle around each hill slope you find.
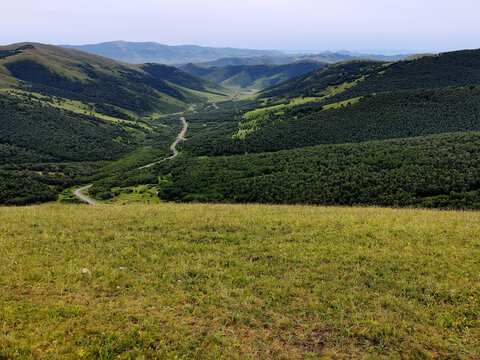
[181,61,326,90]
[182,50,480,157]
[0,42,231,116]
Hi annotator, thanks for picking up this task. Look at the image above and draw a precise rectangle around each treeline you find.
[155,131,480,209]
[142,64,209,92]
[0,172,57,205]
[183,86,480,156]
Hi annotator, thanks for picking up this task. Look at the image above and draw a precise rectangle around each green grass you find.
[322,96,363,110]
[0,89,153,131]
[1,203,479,359]
[106,185,163,204]
[243,97,321,120]
[235,97,324,138]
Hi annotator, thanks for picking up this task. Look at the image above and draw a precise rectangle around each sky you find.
[2,0,480,53]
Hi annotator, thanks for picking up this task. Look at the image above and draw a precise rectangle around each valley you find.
[3,0,480,358]
[3,44,480,209]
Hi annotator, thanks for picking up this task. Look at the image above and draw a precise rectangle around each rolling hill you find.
[4,43,480,210]
[0,42,231,116]
[180,60,326,90]
[60,41,411,66]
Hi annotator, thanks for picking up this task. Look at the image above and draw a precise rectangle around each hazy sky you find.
[2,0,480,53]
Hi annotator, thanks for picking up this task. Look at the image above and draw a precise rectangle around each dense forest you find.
[153,131,480,209]
[0,95,136,161]
[0,92,176,205]
[183,85,480,155]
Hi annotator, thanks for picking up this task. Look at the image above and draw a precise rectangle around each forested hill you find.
[181,49,480,158]
[0,42,231,116]
[180,61,326,90]
[261,49,480,100]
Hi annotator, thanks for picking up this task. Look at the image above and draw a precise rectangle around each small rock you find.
[119,267,125,270]
[81,268,91,275]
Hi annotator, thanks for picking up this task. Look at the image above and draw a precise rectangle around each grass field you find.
[1,204,479,359]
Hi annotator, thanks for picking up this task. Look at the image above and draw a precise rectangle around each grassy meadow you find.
[1,203,479,359]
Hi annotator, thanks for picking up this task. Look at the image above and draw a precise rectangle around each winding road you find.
[138,116,188,169]
[73,184,99,206]
[72,117,188,205]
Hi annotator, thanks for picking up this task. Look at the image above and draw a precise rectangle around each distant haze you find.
[2,0,480,53]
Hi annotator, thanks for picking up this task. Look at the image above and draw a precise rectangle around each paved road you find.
[73,184,99,206]
[138,116,188,169]
[73,117,188,204]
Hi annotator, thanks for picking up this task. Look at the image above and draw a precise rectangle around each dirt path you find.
[73,184,99,206]
[73,117,188,205]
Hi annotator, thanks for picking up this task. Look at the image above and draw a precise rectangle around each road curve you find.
[73,184,99,206]
[73,116,187,204]
[138,116,188,169]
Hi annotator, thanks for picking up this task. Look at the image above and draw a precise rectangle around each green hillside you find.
[150,131,480,208]
[0,42,231,116]
[261,49,480,101]
[181,61,326,90]
[183,85,480,155]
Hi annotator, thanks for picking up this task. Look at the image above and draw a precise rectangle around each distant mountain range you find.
[60,41,413,66]
[191,52,409,68]
[60,41,284,65]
